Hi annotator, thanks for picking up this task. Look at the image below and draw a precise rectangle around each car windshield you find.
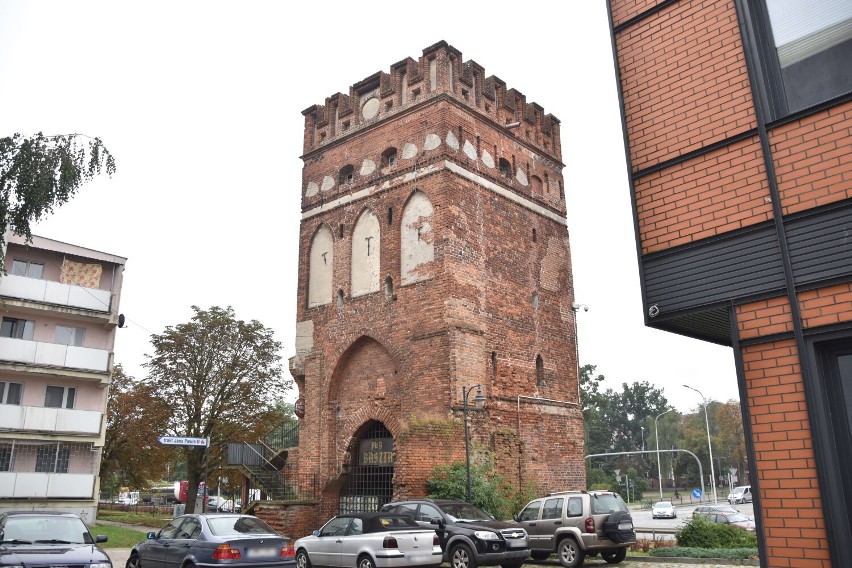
[654,502,670,508]
[1,516,93,544]
[591,494,628,514]
[207,516,277,536]
[439,503,493,522]
[727,514,750,522]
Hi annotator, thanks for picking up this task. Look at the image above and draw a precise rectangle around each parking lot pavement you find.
[107,549,131,568]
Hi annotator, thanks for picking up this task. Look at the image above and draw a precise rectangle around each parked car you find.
[380,499,529,568]
[126,514,295,568]
[0,511,110,568]
[651,502,676,519]
[514,490,634,567]
[692,504,740,517]
[727,485,753,504]
[695,511,756,532]
[294,512,442,568]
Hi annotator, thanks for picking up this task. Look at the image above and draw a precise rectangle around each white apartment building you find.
[0,233,125,521]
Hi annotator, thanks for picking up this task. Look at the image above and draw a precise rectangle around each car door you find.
[515,500,544,549]
[310,516,352,567]
[338,517,364,568]
[536,497,565,550]
[414,504,446,549]
[164,517,199,568]
[144,518,184,567]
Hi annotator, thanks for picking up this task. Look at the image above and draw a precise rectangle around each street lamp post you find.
[462,384,486,502]
[655,408,674,499]
[684,385,717,503]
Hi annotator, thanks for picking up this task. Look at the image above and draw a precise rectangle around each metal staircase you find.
[227,422,318,507]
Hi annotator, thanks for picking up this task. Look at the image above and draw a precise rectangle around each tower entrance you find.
[339,421,394,514]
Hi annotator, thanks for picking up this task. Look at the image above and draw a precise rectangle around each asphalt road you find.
[631,501,755,537]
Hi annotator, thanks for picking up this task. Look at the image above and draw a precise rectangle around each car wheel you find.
[557,537,585,568]
[501,564,524,568]
[296,550,312,568]
[450,543,477,568]
[530,551,551,561]
[600,548,627,564]
[126,554,141,568]
[357,555,376,568]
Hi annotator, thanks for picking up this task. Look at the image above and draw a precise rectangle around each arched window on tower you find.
[401,190,434,285]
[339,164,355,185]
[308,225,334,307]
[352,208,380,297]
[382,148,397,167]
[499,158,512,178]
[536,354,544,386]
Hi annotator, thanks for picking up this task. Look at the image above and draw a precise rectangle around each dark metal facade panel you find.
[654,307,732,346]
[643,227,785,316]
[787,204,852,286]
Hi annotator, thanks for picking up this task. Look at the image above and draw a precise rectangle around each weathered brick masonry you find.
[259,41,584,538]
[608,0,852,566]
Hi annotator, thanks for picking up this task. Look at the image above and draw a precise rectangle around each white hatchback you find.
[651,501,677,519]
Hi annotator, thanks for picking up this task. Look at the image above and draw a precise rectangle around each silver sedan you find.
[294,513,442,568]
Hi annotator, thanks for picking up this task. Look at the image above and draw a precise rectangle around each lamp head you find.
[473,385,485,409]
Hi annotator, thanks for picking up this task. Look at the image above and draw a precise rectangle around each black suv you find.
[381,499,529,568]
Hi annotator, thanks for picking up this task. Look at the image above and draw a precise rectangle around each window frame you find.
[0,381,23,405]
[45,385,76,409]
[54,325,86,347]
[11,259,44,279]
[1,317,35,340]
[736,0,852,121]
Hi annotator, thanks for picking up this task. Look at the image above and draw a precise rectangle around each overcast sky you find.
[0,1,739,412]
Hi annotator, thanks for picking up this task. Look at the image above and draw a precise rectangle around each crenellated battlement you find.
[302,40,561,161]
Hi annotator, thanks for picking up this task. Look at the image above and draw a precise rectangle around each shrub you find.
[676,517,758,549]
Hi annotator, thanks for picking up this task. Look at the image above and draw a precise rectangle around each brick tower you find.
[287,41,583,525]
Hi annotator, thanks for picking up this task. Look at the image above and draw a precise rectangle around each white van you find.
[727,485,752,504]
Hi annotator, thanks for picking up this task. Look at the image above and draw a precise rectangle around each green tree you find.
[144,306,287,512]
[0,132,115,261]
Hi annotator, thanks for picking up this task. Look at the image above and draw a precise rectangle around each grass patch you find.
[649,546,759,559]
[97,508,172,527]
[88,524,148,548]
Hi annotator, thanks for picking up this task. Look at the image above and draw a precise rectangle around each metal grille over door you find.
[339,421,394,514]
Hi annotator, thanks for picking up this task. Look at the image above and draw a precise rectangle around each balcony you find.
[0,472,95,498]
[0,405,102,435]
[0,274,112,313]
[0,337,109,372]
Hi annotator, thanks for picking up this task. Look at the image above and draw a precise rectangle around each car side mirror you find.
[430,518,445,529]
[512,514,520,522]
[147,532,157,539]
[95,535,108,543]
[312,530,321,537]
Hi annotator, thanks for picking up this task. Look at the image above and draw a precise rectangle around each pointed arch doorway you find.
[339,420,394,514]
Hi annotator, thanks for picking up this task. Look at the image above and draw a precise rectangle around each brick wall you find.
[635,136,771,253]
[772,100,852,215]
[615,0,756,171]
[741,339,830,566]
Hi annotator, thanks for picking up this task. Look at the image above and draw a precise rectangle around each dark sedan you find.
[126,514,295,568]
[0,511,111,568]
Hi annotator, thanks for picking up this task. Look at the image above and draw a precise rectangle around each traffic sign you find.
[157,436,209,447]
[692,488,702,499]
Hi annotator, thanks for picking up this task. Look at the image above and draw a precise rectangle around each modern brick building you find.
[0,233,126,520]
[606,1,851,566]
[256,41,584,532]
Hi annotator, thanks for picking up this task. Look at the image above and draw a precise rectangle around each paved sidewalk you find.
[104,550,758,568]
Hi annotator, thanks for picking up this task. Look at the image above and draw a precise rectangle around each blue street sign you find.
[692,488,702,499]
[157,436,209,447]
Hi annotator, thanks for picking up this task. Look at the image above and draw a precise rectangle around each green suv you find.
[514,490,634,567]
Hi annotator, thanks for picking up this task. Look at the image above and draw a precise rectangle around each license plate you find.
[247,547,278,558]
